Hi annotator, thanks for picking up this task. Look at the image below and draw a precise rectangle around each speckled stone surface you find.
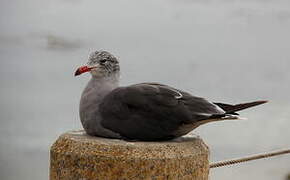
[50,130,209,180]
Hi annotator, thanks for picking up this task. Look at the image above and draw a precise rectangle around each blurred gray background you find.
[0,0,290,179]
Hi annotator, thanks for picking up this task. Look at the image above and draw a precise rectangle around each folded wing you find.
[99,83,225,140]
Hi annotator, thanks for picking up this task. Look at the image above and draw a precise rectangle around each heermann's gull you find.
[75,50,267,141]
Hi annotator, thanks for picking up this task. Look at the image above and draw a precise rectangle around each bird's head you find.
[75,50,120,79]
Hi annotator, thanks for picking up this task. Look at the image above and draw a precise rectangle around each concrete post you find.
[50,130,209,180]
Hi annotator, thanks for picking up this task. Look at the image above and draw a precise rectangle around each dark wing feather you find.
[99,83,224,140]
[214,101,268,114]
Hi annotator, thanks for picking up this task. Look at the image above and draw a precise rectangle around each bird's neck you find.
[84,76,119,100]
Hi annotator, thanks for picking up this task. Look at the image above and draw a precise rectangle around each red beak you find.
[74,66,92,76]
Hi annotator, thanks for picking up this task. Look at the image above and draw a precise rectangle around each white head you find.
[75,50,120,80]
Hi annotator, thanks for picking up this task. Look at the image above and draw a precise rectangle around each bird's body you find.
[99,83,226,140]
[76,51,267,141]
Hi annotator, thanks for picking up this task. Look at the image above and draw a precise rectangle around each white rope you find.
[210,149,290,168]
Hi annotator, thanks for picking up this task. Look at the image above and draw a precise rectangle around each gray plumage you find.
[76,50,267,141]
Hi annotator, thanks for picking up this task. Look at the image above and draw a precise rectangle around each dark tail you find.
[214,100,268,114]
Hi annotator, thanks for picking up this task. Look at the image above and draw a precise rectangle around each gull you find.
[75,50,267,141]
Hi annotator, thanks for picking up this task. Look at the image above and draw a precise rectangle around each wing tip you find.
[256,100,269,104]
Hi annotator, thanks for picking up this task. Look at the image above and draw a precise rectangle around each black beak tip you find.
[74,70,80,76]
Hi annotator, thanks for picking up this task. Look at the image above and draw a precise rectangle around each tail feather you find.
[194,100,267,128]
[214,100,268,114]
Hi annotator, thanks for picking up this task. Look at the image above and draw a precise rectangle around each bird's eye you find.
[99,59,107,64]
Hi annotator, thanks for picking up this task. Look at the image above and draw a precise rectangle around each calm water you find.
[0,0,290,179]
